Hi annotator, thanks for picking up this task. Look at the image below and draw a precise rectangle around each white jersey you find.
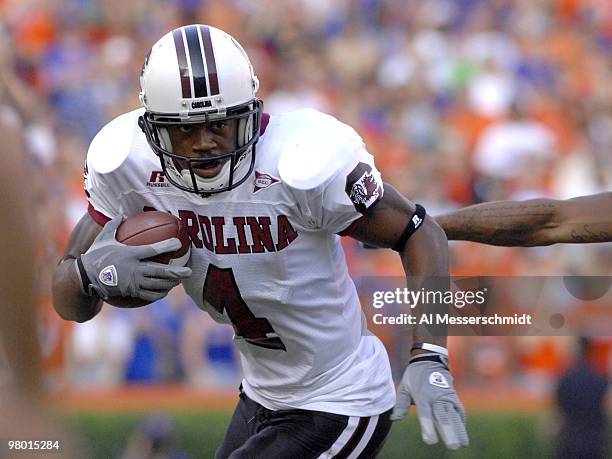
[84,107,395,416]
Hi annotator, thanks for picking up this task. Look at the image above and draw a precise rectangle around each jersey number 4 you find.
[203,264,287,351]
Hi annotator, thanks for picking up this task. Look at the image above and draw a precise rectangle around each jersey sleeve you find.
[289,140,384,235]
[318,146,383,234]
[278,111,384,234]
[83,156,119,225]
[83,123,125,225]
[82,109,149,225]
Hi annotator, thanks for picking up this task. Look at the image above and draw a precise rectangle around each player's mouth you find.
[192,157,227,178]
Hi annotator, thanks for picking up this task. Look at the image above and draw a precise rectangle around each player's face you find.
[167,120,238,178]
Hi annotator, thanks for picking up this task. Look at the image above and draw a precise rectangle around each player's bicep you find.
[348,183,449,276]
[347,183,418,248]
[61,212,104,260]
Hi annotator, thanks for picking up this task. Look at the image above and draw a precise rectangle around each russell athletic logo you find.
[253,171,280,193]
[147,171,170,188]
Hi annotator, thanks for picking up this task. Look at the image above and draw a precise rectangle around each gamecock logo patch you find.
[345,162,383,213]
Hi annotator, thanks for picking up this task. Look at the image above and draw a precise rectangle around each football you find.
[106,211,191,308]
[115,211,191,265]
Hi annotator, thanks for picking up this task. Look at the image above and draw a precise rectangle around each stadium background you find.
[0,0,610,457]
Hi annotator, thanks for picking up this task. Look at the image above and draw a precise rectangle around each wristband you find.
[409,353,449,371]
[392,204,426,252]
[411,342,449,356]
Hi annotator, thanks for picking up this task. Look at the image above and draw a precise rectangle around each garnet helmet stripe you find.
[184,25,208,98]
[200,25,220,95]
[172,28,191,98]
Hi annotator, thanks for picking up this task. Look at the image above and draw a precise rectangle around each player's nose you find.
[192,126,216,152]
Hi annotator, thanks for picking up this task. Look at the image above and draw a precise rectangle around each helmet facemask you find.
[139,100,262,195]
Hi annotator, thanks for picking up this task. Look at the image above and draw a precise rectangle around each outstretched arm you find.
[347,183,468,450]
[435,193,612,246]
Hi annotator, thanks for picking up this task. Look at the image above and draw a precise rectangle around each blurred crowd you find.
[0,0,610,395]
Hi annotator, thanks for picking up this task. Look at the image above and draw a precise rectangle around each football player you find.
[52,25,468,457]
[436,193,612,246]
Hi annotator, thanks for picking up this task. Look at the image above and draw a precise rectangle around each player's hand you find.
[77,215,192,302]
[391,353,469,450]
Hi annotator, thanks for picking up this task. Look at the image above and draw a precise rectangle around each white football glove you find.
[391,353,469,450]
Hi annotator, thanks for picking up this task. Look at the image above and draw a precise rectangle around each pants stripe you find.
[334,416,369,459]
[317,416,359,459]
[345,415,379,459]
[317,414,380,459]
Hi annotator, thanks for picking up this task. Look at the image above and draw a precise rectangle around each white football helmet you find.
[138,24,262,194]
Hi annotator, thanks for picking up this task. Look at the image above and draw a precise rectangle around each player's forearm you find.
[52,259,102,322]
[401,218,449,350]
[554,193,612,243]
[435,199,558,246]
[52,213,105,322]
[401,218,449,276]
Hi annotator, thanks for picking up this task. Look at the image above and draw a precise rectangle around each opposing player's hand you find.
[77,216,192,302]
[391,353,469,450]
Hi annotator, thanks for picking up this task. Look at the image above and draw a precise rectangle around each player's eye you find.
[178,125,193,134]
[209,121,226,132]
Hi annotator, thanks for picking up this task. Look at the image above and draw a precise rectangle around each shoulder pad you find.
[277,109,364,190]
[87,108,145,174]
